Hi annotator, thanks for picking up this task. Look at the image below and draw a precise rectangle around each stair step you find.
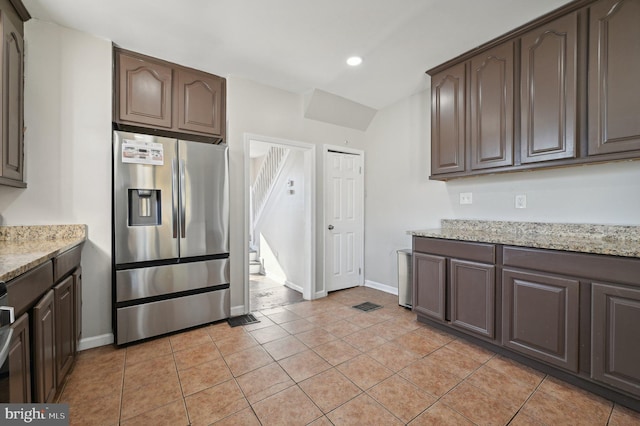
[249,261,262,274]
[249,250,258,261]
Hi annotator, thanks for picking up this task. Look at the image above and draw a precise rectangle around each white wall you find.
[364,88,640,290]
[227,77,367,310]
[364,89,452,290]
[257,150,306,288]
[0,20,112,344]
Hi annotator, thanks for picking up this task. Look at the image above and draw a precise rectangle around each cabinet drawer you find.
[503,246,640,287]
[414,237,495,263]
[7,262,54,318]
[53,245,82,282]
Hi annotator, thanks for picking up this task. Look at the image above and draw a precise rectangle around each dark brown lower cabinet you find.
[33,289,56,403]
[413,236,640,408]
[591,283,640,397]
[8,312,30,403]
[502,268,580,372]
[74,267,82,348]
[54,276,75,388]
[450,259,495,339]
[412,252,446,321]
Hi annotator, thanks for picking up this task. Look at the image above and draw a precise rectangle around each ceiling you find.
[23,0,571,110]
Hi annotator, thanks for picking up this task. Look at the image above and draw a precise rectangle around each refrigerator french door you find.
[113,131,229,345]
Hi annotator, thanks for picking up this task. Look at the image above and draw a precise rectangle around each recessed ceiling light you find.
[346,56,363,66]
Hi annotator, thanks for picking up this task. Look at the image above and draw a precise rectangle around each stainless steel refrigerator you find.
[112,130,229,345]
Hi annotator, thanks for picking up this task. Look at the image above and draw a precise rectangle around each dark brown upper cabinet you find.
[114,48,226,142]
[0,2,28,188]
[588,0,640,156]
[470,42,514,170]
[427,0,640,180]
[521,12,578,163]
[176,69,225,137]
[117,51,173,129]
[430,63,466,175]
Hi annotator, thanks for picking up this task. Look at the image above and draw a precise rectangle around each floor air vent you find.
[352,302,382,312]
[228,314,260,327]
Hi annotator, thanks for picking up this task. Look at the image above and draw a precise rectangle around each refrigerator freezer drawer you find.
[116,288,229,345]
[116,258,229,303]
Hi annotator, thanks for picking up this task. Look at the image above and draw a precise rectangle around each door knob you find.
[328,225,334,230]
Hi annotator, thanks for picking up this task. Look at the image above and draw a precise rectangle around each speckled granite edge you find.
[441,220,640,241]
[0,224,87,241]
[409,220,640,259]
[0,225,87,282]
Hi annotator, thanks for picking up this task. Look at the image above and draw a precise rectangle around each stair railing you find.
[250,146,290,234]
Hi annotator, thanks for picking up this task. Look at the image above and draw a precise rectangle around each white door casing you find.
[324,148,364,292]
[243,134,316,315]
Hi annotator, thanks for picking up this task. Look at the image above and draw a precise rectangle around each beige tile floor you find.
[58,287,640,425]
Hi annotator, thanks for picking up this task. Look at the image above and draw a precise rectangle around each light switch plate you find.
[515,195,527,209]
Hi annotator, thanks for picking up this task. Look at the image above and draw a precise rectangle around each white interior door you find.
[325,150,364,292]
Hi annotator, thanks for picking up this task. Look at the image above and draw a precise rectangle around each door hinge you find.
[359,166,362,174]
[359,267,361,275]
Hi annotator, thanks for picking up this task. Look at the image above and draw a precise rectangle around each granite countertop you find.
[0,225,87,282]
[409,220,640,259]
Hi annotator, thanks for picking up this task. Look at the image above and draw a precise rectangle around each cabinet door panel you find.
[74,267,82,347]
[1,11,24,182]
[177,69,224,137]
[502,268,579,372]
[8,312,30,403]
[431,63,466,175]
[118,52,173,128]
[54,276,74,388]
[33,289,56,403]
[592,283,640,397]
[450,260,495,339]
[521,12,577,163]
[470,42,514,170]
[589,0,640,155]
[413,253,446,321]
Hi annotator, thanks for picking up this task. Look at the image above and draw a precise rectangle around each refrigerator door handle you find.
[172,158,179,239]
[180,159,186,238]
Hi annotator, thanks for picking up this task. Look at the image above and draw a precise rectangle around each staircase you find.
[249,248,262,275]
[251,146,290,229]
[249,145,290,275]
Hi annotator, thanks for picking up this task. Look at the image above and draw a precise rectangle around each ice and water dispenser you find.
[128,189,161,226]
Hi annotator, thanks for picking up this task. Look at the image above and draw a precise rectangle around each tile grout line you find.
[504,371,547,425]
[70,287,633,425]
[118,348,127,424]
[169,339,192,426]
[214,330,264,423]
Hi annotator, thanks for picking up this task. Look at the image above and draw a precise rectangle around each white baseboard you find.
[285,280,303,293]
[231,305,246,316]
[78,333,114,351]
[365,280,398,296]
[314,290,327,300]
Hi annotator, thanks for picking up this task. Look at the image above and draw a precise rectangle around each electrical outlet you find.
[515,195,527,209]
[459,192,473,205]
